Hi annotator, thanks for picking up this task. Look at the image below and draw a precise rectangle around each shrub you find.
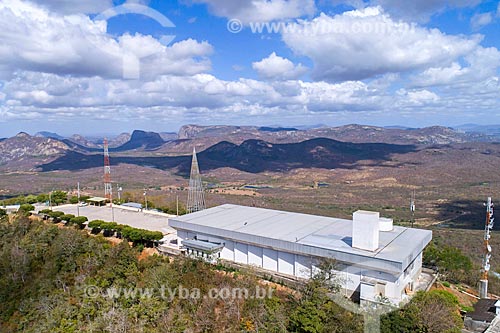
[424,244,474,284]
[60,214,75,222]
[24,195,38,204]
[50,191,68,205]
[18,204,35,214]
[49,211,65,218]
[0,209,6,217]
[69,216,88,229]
[88,220,105,229]
[442,281,450,288]
[36,193,49,203]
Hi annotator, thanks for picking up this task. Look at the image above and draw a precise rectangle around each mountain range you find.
[1,124,498,173]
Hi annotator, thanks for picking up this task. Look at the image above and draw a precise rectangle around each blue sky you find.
[0,0,499,136]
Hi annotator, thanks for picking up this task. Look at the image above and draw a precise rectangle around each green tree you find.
[24,195,38,204]
[60,214,75,222]
[424,244,474,284]
[18,204,35,215]
[68,216,88,229]
[36,193,49,203]
[50,191,67,205]
[381,290,462,333]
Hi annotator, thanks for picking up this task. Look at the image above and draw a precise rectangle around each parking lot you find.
[38,204,176,234]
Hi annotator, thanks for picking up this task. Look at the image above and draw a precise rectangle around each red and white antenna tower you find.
[103,139,112,203]
[480,197,494,299]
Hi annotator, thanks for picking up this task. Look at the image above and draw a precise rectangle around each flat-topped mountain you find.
[114,130,165,151]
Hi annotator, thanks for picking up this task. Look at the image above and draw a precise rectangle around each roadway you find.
[36,204,176,234]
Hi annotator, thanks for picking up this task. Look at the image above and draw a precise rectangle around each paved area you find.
[37,204,176,234]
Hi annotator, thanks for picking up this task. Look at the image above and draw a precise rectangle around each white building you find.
[169,204,432,304]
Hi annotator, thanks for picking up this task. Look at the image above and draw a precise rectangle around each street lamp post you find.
[77,182,80,217]
[144,191,148,211]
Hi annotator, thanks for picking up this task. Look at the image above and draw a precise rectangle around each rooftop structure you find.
[121,202,143,210]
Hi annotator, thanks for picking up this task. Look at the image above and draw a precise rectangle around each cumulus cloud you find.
[191,0,316,23]
[471,12,493,30]
[252,53,307,80]
[282,7,480,81]
[1,65,500,130]
[371,0,481,22]
[412,46,500,87]
[1,0,500,130]
[0,0,212,80]
[400,89,440,105]
[28,0,114,14]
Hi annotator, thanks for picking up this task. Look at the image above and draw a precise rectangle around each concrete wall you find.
[278,251,295,275]
[352,210,380,252]
[263,248,278,271]
[248,245,263,267]
[295,255,312,278]
[234,242,248,264]
[178,230,426,303]
[220,239,234,261]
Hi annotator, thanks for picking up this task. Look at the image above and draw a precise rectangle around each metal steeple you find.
[187,147,206,213]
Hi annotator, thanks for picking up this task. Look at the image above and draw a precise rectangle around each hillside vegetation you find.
[0,214,463,332]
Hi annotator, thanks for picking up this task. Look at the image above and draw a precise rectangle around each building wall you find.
[220,239,234,261]
[234,242,248,264]
[248,245,263,266]
[263,248,278,271]
[178,230,424,303]
[278,251,295,275]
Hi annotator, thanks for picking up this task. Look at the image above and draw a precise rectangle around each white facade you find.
[170,204,432,304]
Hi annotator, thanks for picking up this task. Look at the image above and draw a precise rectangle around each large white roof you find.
[170,204,432,274]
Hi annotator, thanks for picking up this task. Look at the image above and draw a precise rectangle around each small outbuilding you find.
[86,197,107,206]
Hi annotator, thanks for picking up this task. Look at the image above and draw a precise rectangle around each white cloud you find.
[371,0,481,22]
[412,46,500,87]
[191,0,316,23]
[471,12,493,30]
[0,0,212,80]
[403,89,440,105]
[28,0,114,14]
[252,53,307,80]
[282,7,480,81]
[2,67,500,129]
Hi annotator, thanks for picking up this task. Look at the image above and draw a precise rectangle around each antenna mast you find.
[103,139,112,202]
[103,139,114,221]
[410,190,415,228]
[480,197,494,299]
[187,147,206,214]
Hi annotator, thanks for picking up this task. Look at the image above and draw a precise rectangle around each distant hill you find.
[114,130,165,151]
[159,132,178,141]
[67,134,99,148]
[0,132,69,170]
[109,132,132,147]
[258,126,298,132]
[455,124,500,136]
[1,124,498,172]
[39,137,416,174]
[34,131,65,140]
[196,137,416,173]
